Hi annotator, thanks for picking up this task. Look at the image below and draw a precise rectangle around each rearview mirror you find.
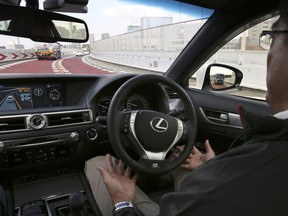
[0,4,89,43]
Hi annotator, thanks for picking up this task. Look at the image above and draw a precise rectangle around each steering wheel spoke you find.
[140,151,167,160]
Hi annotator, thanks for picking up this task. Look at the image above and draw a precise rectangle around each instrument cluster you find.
[96,94,151,116]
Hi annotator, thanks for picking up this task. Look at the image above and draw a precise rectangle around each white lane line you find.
[0,59,35,70]
[81,56,116,73]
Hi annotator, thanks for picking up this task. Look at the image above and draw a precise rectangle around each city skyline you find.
[0,0,207,49]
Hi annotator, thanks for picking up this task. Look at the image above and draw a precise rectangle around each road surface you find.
[0,55,111,74]
[0,54,266,100]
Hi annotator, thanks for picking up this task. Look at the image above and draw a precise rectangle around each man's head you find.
[266,0,288,113]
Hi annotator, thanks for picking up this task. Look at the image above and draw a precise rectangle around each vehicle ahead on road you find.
[0,0,278,215]
[35,43,61,60]
[6,95,14,103]
[75,50,84,56]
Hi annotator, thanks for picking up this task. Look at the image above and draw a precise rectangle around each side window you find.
[189,16,279,100]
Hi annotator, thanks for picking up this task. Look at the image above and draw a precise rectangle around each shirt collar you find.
[274,110,288,119]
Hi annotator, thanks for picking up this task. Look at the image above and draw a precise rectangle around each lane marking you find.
[52,57,71,74]
[0,59,35,71]
[81,56,117,73]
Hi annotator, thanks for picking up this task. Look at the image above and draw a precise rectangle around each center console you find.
[18,192,93,216]
[13,170,101,216]
[0,105,101,215]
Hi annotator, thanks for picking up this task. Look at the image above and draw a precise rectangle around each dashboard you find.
[0,73,180,172]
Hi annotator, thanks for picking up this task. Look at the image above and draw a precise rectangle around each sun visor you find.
[43,0,88,13]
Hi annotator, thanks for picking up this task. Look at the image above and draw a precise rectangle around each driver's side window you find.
[189,16,279,100]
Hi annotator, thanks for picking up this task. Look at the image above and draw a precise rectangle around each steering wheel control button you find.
[27,114,47,129]
[121,112,131,133]
[181,124,189,141]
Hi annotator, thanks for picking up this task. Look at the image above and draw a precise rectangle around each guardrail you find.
[90,50,268,91]
[0,49,36,62]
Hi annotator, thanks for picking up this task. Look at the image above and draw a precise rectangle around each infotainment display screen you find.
[0,84,63,111]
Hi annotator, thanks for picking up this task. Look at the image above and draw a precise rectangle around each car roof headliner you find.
[177,0,279,11]
[0,0,280,11]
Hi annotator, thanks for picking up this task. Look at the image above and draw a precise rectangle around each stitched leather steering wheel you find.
[107,74,197,174]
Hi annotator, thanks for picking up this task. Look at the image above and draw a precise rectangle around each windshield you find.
[0,0,213,74]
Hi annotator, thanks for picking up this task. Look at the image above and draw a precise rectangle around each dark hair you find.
[280,0,288,26]
[277,0,288,45]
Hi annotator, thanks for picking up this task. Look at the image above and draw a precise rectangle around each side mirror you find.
[0,4,89,43]
[202,63,243,91]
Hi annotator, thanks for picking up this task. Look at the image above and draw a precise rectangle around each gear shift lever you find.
[68,192,84,216]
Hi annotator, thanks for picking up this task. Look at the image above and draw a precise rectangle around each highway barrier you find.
[90,50,268,91]
[0,49,36,62]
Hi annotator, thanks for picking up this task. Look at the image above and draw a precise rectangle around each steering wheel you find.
[107,74,197,174]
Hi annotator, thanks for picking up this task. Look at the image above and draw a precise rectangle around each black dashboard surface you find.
[0,73,179,173]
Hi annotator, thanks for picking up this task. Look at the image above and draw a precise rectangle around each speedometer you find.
[126,95,149,110]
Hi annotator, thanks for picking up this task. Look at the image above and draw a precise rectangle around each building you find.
[221,16,278,51]
[246,17,277,50]
[89,34,95,44]
[5,41,24,50]
[101,33,110,40]
[141,17,173,29]
[91,18,207,51]
[127,25,141,32]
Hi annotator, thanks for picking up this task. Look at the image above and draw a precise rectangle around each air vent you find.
[164,86,179,99]
[47,110,92,127]
[0,109,92,133]
[0,117,26,132]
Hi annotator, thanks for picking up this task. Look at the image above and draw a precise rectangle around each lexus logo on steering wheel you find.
[150,117,169,132]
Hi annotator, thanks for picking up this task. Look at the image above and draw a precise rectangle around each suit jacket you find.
[116,108,288,215]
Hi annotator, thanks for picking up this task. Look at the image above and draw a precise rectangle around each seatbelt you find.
[0,185,7,216]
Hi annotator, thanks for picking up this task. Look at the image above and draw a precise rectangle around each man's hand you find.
[97,154,139,205]
[173,140,215,171]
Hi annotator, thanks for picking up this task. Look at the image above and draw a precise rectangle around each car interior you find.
[0,0,279,215]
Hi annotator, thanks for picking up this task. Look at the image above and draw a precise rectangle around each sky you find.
[0,0,213,49]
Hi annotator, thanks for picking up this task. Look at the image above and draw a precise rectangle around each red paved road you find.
[61,58,111,74]
[0,59,53,73]
[0,56,111,74]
